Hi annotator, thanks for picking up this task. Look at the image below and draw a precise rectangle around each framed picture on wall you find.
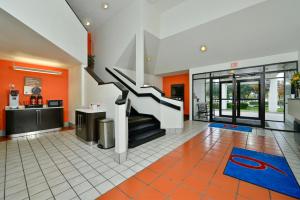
[24,77,42,95]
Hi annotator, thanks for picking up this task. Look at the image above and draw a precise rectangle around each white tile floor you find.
[0,121,300,200]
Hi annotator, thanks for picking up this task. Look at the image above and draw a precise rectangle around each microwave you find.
[48,100,63,107]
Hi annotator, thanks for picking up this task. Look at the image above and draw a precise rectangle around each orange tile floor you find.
[97,128,297,200]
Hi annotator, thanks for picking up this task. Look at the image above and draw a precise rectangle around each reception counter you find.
[288,99,300,131]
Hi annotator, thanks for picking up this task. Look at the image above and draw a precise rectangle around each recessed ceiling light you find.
[102,3,109,9]
[86,21,91,26]
[200,45,207,52]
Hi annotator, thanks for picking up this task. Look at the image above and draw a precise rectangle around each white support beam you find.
[136,0,145,87]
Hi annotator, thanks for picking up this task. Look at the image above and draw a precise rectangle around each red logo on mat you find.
[229,154,286,175]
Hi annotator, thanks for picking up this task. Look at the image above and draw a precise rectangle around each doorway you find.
[211,73,263,127]
[192,61,298,130]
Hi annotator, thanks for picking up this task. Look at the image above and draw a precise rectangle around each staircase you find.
[128,107,166,148]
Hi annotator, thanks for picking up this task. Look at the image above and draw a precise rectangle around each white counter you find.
[5,106,64,111]
[76,108,105,114]
[288,99,300,120]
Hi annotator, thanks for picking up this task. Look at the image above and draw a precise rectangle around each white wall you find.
[116,68,163,89]
[160,0,266,38]
[84,70,122,121]
[0,0,87,65]
[68,65,83,124]
[93,0,141,82]
[189,52,299,119]
[143,1,161,38]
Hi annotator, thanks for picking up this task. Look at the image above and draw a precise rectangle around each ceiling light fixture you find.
[200,45,207,52]
[86,21,91,26]
[13,66,62,75]
[102,3,109,9]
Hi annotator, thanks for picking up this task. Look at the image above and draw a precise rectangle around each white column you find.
[269,79,278,112]
[81,64,86,106]
[114,102,128,163]
[135,1,144,87]
[222,84,227,110]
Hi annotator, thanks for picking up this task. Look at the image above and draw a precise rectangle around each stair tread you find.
[128,129,166,148]
[129,129,166,141]
[128,116,153,124]
[129,122,158,132]
[128,108,164,148]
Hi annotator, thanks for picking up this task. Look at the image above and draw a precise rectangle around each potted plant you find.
[291,72,300,98]
[88,55,95,69]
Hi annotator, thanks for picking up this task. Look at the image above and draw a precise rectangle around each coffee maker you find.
[9,89,19,109]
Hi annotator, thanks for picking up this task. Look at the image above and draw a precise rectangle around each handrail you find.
[85,67,104,84]
[126,99,131,117]
[85,67,128,105]
[113,68,136,85]
[141,86,165,96]
[106,68,181,111]
[113,68,166,96]
[64,0,88,32]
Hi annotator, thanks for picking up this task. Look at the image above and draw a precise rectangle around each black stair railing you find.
[105,68,181,111]
[85,67,129,105]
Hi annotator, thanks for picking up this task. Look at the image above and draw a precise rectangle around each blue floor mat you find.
[224,147,300,198]
[209,123,252,132]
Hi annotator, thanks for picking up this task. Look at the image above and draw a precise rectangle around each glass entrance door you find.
[211,74,263,126]
[237,80,260,119]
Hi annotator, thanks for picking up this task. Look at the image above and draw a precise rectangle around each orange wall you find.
[88,32,92,56]
[0,60,69,131]
[163,73,190,115]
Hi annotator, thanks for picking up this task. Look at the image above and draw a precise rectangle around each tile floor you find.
[98,127,300,200]
[0,121,300,200]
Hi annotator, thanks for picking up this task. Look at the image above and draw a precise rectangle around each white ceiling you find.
[0,9,81,68]
[66,0,132,31]
[146,0,185,14]
[155,0,300,74]
[66,0,186,31]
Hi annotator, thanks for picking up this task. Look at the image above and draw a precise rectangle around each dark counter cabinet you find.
[6,108,64,135]
[76,110,105,143]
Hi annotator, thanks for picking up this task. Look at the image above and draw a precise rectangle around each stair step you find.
[128,116,154,126]
[128,129,166,148]
[129,122,160,136]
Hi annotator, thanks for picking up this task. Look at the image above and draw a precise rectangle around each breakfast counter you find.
[75,108,106,144]
[6,107,64,135]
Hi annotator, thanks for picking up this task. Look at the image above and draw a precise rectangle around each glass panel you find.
[193,73,210,79]
[240,81,259,99]
[265,62,297,72]
[285,71,296,123]
[239,100,259,118]
[211,71,229,78]
[212,100,220,117]
[221,83,233,99]
[234,66,263,75]
[221,100,232,116]
[265,75,284,122]
[193,78,210,121]
[212,82,220,100]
